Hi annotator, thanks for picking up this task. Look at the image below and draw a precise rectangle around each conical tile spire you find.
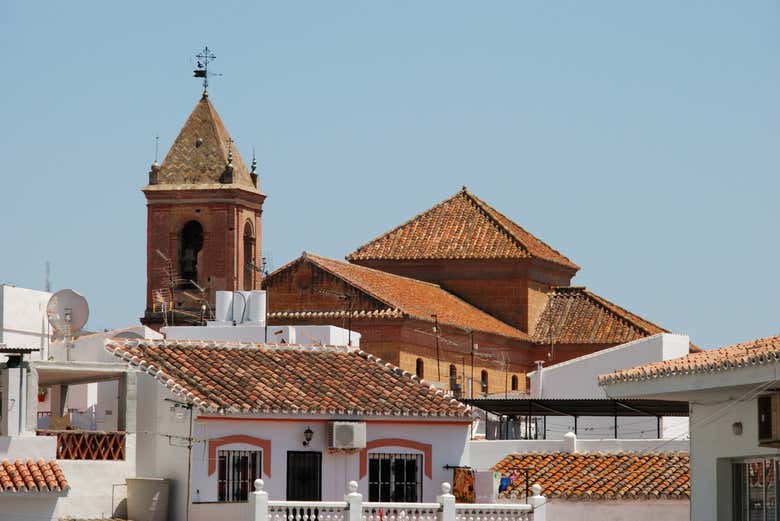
[151,94,257,191]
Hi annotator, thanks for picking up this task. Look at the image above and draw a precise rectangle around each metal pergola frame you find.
[463,398,689,439]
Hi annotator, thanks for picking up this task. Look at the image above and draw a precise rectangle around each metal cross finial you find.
[193,45,217,92]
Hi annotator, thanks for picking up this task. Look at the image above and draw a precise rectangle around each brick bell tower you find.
[141,91,266,328]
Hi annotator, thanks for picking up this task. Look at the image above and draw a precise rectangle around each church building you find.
[140,90,693,397]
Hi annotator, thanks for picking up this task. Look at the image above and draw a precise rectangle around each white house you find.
[0,345,69,521]
[600,332,780,521]
[104,337,474,521]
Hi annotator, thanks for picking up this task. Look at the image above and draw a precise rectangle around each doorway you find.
[286,451,322,501]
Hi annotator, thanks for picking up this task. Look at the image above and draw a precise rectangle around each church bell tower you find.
[141,90,266,328]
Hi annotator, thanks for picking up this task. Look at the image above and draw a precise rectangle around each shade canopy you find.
[463,398,689,418]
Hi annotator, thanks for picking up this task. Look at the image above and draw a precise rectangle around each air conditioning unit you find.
[758,393,780,447]
[328,421,367,449]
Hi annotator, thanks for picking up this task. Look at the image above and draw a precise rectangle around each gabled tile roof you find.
[267,253,528,340]
[600,333,780,386]
[105,339,471,417]
[532,287,669,345]
[347,187,578,270]
[492,452,689,501]
[0,460,68,493]
[148,93,257,192]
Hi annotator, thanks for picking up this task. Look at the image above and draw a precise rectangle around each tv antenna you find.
[47,289,89,361]
[193,45,221,93]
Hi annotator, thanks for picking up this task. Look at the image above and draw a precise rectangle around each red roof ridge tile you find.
[104,339,471,417]
[0,459,68,494]
[345,192,466,261]
[531,286,687,347]
[354,348,472,412]
[600,332,780,385]
[464,189,579,270]
[558,286,666,337]
[347,187,578,269]
[305,251,444,290]
[491,451,689,501]
[267,252,528,340]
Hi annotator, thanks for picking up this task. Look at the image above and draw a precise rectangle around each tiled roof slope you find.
[493,452,689,500]
[0,459,68,493]
[532,287,669,345]
[149,93,256,191]
[347,187,578,270]
[268,253,528,340]
[105,339,471,417]
[600,333,780,386]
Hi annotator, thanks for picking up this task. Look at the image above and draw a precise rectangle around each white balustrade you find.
[248,479,545,521]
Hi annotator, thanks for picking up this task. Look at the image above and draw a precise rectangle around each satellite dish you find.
[47,289,89,341]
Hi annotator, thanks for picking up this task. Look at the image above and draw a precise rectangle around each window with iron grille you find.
[368,453,422,502]
[218,449,262,502]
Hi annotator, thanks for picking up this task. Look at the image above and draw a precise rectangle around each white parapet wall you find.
[163,324,360,346]
[0,434,57,460]
[539,499,689,521]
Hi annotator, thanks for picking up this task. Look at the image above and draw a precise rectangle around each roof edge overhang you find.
[601,361,780,400]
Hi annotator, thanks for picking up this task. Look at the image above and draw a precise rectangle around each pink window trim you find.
[359,438,432,479]
[207,435,271,477]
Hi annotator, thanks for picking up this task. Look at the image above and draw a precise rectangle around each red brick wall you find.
[143,188,264,322]
[264,259,388,314]
[350,258,569,334]
[439,278,529,331]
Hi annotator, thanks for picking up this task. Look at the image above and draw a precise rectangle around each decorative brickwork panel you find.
[37,430,126,461]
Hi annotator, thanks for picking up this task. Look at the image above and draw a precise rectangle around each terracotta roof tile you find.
[492,452,689,500]
[600,333,780,385]
[147,93,257,192]
[105,339,471,417]
[267,253,528,340]
[0,459,68,493]
[532,287,669,345]
[347,187,578,270]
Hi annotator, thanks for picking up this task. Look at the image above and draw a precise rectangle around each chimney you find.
[534,360,545,399]
[563,431,577,453]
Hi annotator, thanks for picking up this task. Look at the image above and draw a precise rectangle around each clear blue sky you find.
[1,2,777,349]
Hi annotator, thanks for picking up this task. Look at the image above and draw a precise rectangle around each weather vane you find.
[193,45,218,93]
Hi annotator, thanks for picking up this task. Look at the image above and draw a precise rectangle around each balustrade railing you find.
[268,501,347,521]
[248,481,545,521]
[454,503,533,521]
[361,501,440,521]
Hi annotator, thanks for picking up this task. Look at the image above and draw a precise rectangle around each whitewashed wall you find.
[687,389,776,521]
[0,285,52,360]
[133,371,470,521]
[528,333,690,439]
[188,417,470,504]
[541,499,689,521]
[0,495,60,521]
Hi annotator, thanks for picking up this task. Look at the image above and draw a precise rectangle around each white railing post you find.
[528,484,545,521]
[249,478,269,521]
[437,482,456,521]
[345,480,363,521]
